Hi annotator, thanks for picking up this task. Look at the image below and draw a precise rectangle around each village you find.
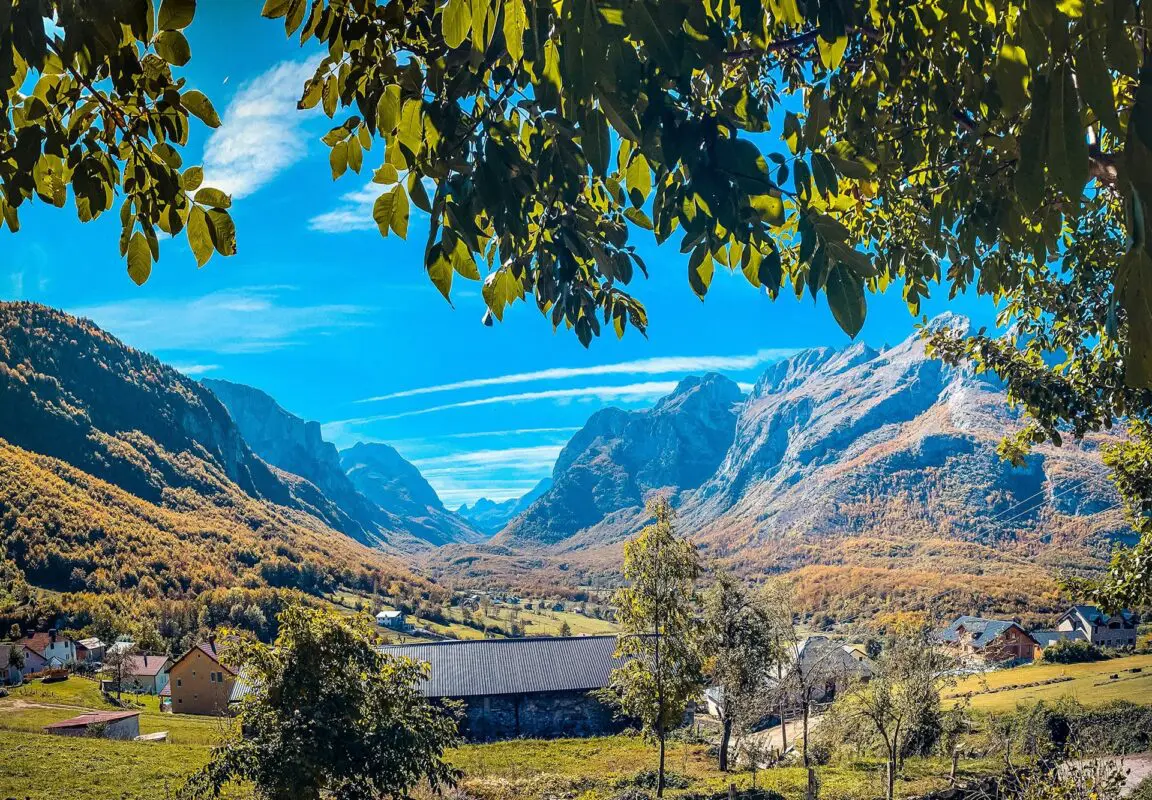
[1,592,1148,799]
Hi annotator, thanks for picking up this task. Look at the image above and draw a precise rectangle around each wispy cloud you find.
[202,59,318,199]
[171,363,220,376]
[413,445,563,470]
[358,349,794,404]
[326,381,679,428]
[308,183,378,233]
[309,177,435,234]
[73,286,370,355]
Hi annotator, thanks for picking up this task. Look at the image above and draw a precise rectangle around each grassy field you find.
[445,735,1001,800]
[948,653,1152,712]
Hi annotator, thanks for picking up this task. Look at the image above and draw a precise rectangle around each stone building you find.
[938,616,1039,663]
[378,635,626,741]
[1054,605,1139,649]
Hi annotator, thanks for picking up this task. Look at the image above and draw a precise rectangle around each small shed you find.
[44,711,140,740]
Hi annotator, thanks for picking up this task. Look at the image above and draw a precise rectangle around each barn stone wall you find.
[456,689,623,741]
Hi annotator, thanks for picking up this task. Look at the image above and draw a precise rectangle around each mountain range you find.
[0,302,1130,623]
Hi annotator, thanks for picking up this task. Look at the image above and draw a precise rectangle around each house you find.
[375,610,412,632]
[118,654,172,695]
[44,711,140,740]
[167,641,235,716]
[20,630,76,667]
[1055,605,1139,649]
[939,616,1039,663]
[0,644,23,685]
[75,637,106,663]
[378,635,627,741]
[18,645,47,676]
[107,637,135,657]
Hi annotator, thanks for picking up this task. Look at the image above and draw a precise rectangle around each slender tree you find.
[601,497,702,798]
[834,627,956,800]
[701,568,775,772]
[182,605,460,800]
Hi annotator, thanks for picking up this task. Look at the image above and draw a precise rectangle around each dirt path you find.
[738,715,825,762]
[1068,753,1152,797]
[1,698,91,712]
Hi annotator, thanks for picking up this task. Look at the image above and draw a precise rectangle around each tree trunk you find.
[719,717,732,771]
[802,698,810,768]
[886,758,896,800]
[806,766,819,800]
[658,730,667,797]
[780,702,788,752]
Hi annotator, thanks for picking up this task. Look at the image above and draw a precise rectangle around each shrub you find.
[1040,639,1105,664]
[616,770,691,790]
[1131,777,1152,800]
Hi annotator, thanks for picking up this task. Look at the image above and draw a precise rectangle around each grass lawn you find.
[444,735,1001,800]
[0,676,233,745]
[948,653,1152,712]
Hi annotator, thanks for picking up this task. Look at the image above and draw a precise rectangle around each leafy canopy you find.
[1,0,236,284]
[183,605,460,800]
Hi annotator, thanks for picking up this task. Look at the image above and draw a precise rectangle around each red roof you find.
[44,711,139,730]
[20,632,67,658]
[123,654,170,677]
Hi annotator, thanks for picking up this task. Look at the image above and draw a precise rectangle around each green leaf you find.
[449,237,480,279]
[187,206,212,267]
[596,86,641,142]
[624,207,653,229]
[1047,62,1089,201]
[442,0,472,49]
[194,187,231,208]
[260,0,292,18]
[1120,248,1152,387]
[817,34,848,70]
[207,209,237,255]
[503,0,528,62]
[1074,26,1120,136]
[994,44,1029,117]
[583,107,610,177]
[373,164,399,184]
[182,89,220,128]
[181,166,204,191]
[826,263,866,337]
[330,141,348,180]
[390,186,410,238]
[158,0,196,30]
[714,138,774,194]
[749,194,785,225]
[427,243,454,300]
[1015,75,1049,210]
[372,191,395,237]
[126,232,152,285]
[154,30,191,66]
[688,243,713,299]
[378,85,401,133]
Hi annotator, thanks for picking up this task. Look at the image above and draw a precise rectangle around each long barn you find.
[378,635,626,741]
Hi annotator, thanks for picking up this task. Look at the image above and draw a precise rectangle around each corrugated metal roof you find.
[378,635,623,698]
[44,711,139,729]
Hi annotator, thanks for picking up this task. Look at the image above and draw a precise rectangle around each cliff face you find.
[457,478,552,534]
[496,373,744,546]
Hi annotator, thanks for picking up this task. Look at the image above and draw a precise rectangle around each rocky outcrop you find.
[496,373,744,546]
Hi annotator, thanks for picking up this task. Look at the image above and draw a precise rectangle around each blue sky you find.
[0,5,1000,507]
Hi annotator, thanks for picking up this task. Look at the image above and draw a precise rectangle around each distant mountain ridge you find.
[457,478,552,534]
[340,442,484,547]
[435,318,1126,619]
[496,373,744,546]
[0,302,421,598]
[203,380,483,551]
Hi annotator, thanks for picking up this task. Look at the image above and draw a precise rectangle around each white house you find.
[20,630,76,667]
[375,610,412,632]
[117,654,172,695]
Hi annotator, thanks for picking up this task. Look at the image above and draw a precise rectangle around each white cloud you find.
[327,381,679,427]
[358,349,794,404]
[8,271,24,298]
[308,183,379,233]
[413,445,563,470]
[171,363,220,376]
[72,286,369,355]
[201,59,318,199]
[310,177,435,234]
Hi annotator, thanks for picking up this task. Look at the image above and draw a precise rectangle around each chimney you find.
[48,629,56,644]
